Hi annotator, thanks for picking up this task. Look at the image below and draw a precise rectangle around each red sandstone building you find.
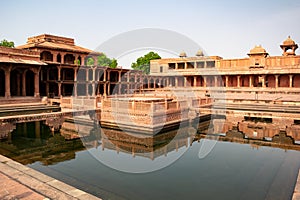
[0,34,299,104]
[150,36,300,90]
[0,34,165,103]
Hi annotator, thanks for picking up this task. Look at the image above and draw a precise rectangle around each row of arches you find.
[0,68,35,97]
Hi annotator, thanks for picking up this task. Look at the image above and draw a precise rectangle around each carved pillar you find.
[34,71,40,97]
[92,68,96,96]
[237,75,241,87]
[5,67,11,98]
[74,68,77,97]
[86,68,89,96]
[225,76,229,87]
[289,75,293,88]
[194,76,197,87]
[275,75,279,88]
[203,76,207,87]
[184,77,187,87]
[214,76,218,87]
[57,66,61,81]
[175,77,178,87]
[61,53,65,64]
[175,63,178,70]
[262,75,266,88]
[249,76,253,87]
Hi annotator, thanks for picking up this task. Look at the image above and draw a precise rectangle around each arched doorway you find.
[64,54,75,64]
[40,51,53,62]
[26,70,34,96]
[0,69,5,97]
[10,69,22,96]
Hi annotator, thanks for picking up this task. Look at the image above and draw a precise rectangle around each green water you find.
[0,121,299,200]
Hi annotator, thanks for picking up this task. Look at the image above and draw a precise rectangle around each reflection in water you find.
[0,118,299,199]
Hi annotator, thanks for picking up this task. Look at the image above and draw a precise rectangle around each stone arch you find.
[57,54,61,63]
[278,75,289,87]
[40,51,53,62]
[0,69,5,97]
[26,70,34,96]
[293,75,300,88]
[10,69,22,96]
[266,75,275,88]
[64,54,75,64]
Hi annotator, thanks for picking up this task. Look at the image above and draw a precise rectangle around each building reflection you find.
[0,117,299,166]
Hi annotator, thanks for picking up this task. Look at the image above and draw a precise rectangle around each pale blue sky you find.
[1,0,300,67]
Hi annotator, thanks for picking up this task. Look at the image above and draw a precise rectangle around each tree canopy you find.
[131,51,161,74]
[86,53,118,68]
[0,39,15,48]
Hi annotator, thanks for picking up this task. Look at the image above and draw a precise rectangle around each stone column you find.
[118,71,121,82]
[34,71,40,97]
[214,76,218,87]
[225,76,229,87]
[58,83,61,97]
[275,75,279,88]
[249,76,253,87]
[175,63,178,70]
[92,68,96,96]
[167,77,170,87]
[237,75,241,87]
[262,75,266,88]
[57,67,61,81]
[5,67,11,98]
[175,77,178,87]
[74,68,78,97]
[148,78,150,89]
[184,62,187,69]
[289,75,293,88]
[194,76,197,87]
[184,77,187,87]
[86,68,89,96]
[61,53,65,64]
[203,76,207,87]
[52,52,58,63]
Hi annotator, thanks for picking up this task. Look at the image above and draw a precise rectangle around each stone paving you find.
[0,155,101,200]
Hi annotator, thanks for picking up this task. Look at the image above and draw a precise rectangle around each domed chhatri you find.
[280,36,298,56]
[283,36,296,46]
[196,49,204,57]
[179,51,187,58]
[248,45,268,57]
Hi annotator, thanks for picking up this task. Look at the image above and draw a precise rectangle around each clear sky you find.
[1,0,300,68]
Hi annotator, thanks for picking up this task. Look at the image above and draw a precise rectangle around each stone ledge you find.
[0,154,102,200]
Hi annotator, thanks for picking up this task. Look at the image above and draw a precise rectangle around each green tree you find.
[97,53,112,66]
[0,39,15,48]
[87,57,94,66]
[110,58,118,68]
[131,51,161,74]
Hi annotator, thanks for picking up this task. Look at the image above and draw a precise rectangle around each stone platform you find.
[0,155,101,200]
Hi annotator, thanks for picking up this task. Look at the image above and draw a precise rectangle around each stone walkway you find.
[0,155,101,200]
